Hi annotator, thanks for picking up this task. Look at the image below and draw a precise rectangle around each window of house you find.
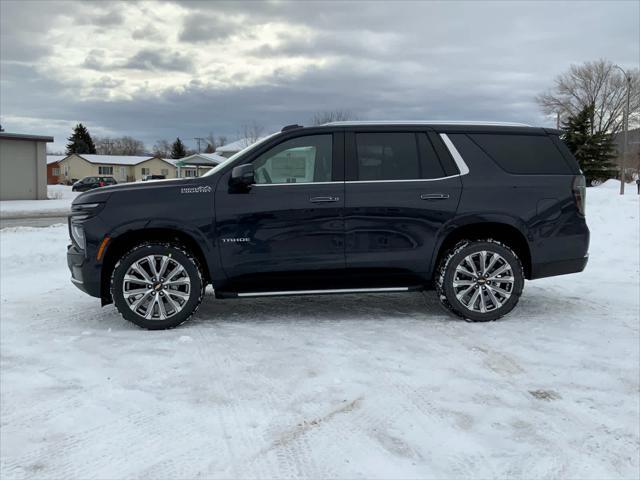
[52,168,60,176]
[355,133,420,181]
[64,165,69,176]
[251,134,332,184]
[184,168,196,177]
[141,167,150,177]
[98,166,113,175]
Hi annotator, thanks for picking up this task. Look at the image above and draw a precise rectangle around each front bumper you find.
[67,244,101,298]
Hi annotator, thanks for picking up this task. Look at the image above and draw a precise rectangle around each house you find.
[171,152,227,177]
[0,132,53,200]
[216,137,266,158]
[47,155,65,184]
[57,154,177,184]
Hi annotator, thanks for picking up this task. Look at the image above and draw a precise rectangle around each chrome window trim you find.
[253,181,342,187]
[345,175,460,184]
[439,133,470,175]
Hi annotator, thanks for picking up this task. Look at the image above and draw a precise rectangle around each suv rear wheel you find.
[436,239,524,322]
[111,242,204,329]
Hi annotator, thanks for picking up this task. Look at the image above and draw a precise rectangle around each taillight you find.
[572,175,586,217]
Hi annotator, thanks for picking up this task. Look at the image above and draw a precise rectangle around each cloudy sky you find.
[1,0,638,152]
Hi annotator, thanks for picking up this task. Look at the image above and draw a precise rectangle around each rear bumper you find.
[530,255,588,280]
[67,244,101,298]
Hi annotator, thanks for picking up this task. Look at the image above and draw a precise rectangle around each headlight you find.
[69,202,103,250]
[70,221,86,250]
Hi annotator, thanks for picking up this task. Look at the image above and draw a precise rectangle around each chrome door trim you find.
[237,287,411,297]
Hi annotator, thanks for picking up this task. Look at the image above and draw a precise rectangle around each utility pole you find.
[193,137,205,154]
[556,111,560,129]
[614,65,631,195]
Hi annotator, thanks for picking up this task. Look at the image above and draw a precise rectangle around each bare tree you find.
[204,132,217,153]
[152,139,171,158]
[536,59,639,134]
[311,109,358,125]
[241,121,265,144]
[95,136,146,155]
[217,135,227,147]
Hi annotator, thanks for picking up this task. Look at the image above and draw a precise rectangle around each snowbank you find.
[0,183,638,479]
[0,186,77,218]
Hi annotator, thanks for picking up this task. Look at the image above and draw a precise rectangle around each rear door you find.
[215,132,346,284]
[344,129,462,276]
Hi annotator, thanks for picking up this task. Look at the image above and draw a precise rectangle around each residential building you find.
[47,155,65,184]
[172,152,227,177]
[215,137,266,158]
[57,154,177,184]
[0,132,53,200]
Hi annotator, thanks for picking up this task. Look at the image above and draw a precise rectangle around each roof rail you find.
[322,120,532,127]
[281,124,303,132]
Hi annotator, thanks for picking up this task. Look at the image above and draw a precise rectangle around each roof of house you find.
[0,132,54,142]
[174,153,227,166]
[46,155,66,165]
[216,137,266,153]
[63,154,174,166]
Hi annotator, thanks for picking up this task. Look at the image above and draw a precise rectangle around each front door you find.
[344,130,462,277]
[215,132,345,287]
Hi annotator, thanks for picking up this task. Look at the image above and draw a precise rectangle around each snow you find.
[0,184,638,479]
[0,186,78,218]
[72,154,159,166]
[46,155,66,165]
[216,137,266,153]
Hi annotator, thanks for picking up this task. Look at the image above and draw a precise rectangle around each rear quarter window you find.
[469,134,573,175]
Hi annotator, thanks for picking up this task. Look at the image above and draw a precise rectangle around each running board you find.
[216,286,423,299]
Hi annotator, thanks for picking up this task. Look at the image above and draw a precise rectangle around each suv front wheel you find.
[436,239,524,322]
[111,242,204,329]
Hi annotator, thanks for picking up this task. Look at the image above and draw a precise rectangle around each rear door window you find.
[469,134,572,174]
[355,133,420,181]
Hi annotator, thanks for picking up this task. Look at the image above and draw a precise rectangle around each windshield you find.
[203,132,280,177]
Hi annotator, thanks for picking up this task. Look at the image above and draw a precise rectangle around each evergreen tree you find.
[66,123,97,155]
[170,138,187,159]
[561,104,617,184]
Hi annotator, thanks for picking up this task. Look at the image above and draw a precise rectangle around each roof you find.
[164,153,225,167]
[46,155,66,165]
[322,121,532,127]
[216,137,266,153]
[0,132,54,142]
[66,154,173,166]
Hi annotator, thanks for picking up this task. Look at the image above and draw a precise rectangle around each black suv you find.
[72,176,117,192]
[67,122,589,329]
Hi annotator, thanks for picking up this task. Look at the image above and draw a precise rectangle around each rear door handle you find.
[420,193,449,200]
[309,196,340,203]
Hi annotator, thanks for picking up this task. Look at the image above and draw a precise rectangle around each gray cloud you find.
[1,0,638,154]
[123,49,194,72]
[178,13,237,43]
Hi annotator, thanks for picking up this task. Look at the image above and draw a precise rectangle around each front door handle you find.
[420,193,450,200]
[309,196,340,203]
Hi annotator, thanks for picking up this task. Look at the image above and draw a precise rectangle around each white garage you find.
[0,132,53,200]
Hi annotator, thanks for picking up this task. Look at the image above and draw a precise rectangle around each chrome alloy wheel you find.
[122,255,191,320]
[452,250,514,313]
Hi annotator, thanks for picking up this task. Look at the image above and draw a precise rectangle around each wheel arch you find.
[100,227,212,305]
[432,220,532,279]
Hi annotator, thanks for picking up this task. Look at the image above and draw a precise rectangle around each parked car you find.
[67,121,589,329]
[72,176,117,192]
[142,175,166,181]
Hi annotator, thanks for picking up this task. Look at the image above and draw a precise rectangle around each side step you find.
[216,285,424,299]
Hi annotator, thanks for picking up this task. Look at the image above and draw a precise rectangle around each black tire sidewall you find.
[442,241,524,322]
[111,243,203,330]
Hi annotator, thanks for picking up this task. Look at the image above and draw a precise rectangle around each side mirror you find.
[230,164,255,189]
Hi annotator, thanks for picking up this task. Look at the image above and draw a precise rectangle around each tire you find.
[111,242,204,329]
[435,239,524,322]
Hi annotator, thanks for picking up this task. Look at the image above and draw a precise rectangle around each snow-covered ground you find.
[0,186,77,218]
[0,183,638,479]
